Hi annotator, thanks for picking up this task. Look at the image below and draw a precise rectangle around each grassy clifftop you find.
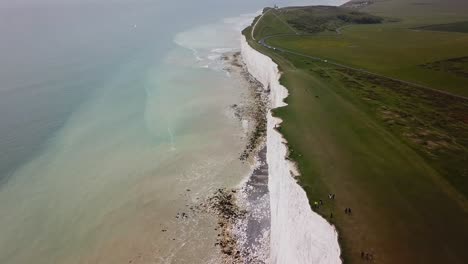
[244,1,468,263]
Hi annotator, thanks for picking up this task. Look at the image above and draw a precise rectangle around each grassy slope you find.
[244,1,468,263]
[266,0,468,97]
[268,28,468,97]
[275,57,468,264]
[417,21,468,33]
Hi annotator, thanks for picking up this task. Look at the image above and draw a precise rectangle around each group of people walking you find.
[361,251,374,261]
[322,194,374,262]
[314,194,354,219]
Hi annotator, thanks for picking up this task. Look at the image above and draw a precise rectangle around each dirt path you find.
[251,9,273,41]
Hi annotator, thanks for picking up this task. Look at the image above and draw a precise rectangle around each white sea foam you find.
[173,11,260,71]
[241,35,342,264]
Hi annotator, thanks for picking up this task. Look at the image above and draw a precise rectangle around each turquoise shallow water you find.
[0,0,345,263]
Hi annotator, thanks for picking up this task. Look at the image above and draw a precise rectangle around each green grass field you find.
[267,28,468,97]
[262,2,468,97]
[244,1,468,263]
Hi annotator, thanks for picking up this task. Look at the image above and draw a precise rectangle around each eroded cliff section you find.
[241,35,342,264]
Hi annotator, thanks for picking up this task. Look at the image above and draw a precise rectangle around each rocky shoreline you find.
[206,51,270,263]
[225,52,269,162]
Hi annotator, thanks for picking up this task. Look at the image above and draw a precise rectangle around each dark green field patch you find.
[421,56,468,79]
[281,6,383,34]
[416,21,468,33]
[330,67,468,198]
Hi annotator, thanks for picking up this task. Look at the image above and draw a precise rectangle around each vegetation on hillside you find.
[251,6,383,40]
[420,56,468,79]
[416,20,468,33]
[282,6,382,34]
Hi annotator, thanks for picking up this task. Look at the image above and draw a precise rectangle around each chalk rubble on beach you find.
[240,35,342,264]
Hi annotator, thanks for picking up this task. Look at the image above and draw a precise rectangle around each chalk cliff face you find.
[241,35,341,264]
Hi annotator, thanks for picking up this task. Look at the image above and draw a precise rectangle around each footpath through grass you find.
[245,1,468,263]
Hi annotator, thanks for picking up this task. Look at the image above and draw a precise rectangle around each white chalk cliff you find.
[241,35,341,264]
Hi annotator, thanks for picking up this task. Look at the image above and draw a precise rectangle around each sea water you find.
[0,1,345,263]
